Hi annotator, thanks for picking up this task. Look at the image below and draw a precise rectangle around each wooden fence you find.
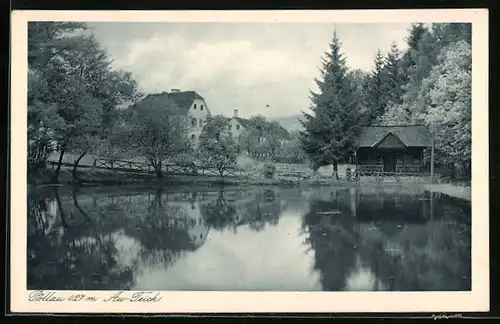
[47,155,437,183]
[356,164,432,182]
[49,156,265,180]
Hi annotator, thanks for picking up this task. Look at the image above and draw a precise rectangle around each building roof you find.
[233,116,250,127]
[137,90,206,113]
[357,125,431,148]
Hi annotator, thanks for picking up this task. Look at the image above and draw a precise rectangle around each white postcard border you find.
[10,9,490,313]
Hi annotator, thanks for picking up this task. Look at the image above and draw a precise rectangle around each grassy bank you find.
[28,167,358,189]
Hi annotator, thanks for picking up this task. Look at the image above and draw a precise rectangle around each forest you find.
[299,23,472,179]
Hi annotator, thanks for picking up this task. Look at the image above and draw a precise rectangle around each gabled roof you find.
[168,91,205,111]
[233,117,250,127]
[357,125,431,148]
[371,131,408,147]
[137,91,206,114]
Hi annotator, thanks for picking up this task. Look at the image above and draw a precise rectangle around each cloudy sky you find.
[89,22,411,119]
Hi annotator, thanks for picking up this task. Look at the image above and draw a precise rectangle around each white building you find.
[134,89,212,147]
[227,109,249,140]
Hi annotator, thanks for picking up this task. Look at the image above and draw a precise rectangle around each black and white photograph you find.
[11,9,489,313]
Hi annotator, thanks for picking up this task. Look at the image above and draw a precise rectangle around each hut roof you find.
[357,125,432,148]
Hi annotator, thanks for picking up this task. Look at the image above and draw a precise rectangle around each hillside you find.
[270,114,304,133]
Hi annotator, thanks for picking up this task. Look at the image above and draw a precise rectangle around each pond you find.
[27,184,471,291]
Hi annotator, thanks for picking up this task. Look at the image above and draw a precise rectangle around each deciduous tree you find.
[198,116,238,182]
[125,96,191,180]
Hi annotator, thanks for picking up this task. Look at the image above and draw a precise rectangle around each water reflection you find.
[27,185,471,291]
[301,186,471,291]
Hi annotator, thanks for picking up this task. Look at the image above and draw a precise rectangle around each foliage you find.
[124,96,191,179]
[27,22,139,180]
[238,115,290,161]
[421,41,472,168]
[198,116,238,181]
[199,114,232,143]
[263,163,277,179]
[376,23,471,176]
[299,32,363,177]
[365,50,389,123]
[383,43,405,109]
[277,131,307,164]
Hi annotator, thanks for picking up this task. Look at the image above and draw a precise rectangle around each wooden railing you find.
[357,164,430,180]
[48,156,269,180]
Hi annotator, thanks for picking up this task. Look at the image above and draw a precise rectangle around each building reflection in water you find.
[27,186,286,290]
[27,185,470,291]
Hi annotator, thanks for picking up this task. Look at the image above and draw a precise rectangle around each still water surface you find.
[27,185,471,291]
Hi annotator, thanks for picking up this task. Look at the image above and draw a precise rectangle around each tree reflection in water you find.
[124,189,206,269]
[200,187,282,232]
[301,189,358,291]
[28,186,285,290]
[301,187,471,291]
[27,185,470,291]
[27,187,135,290]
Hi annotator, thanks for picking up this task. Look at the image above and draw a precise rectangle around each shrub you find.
[263,163,276,179]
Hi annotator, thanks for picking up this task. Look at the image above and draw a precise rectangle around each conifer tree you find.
[365,50,388,124]
[383,43,404,107]
[299,32,362,179]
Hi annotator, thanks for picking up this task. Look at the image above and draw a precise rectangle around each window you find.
[236,124,240,130]
[191,134,195,140]
[194,104,197,109]
[228,124,232,130]
[199,119,203,127]
[201,105,204,111]
[191,118,196,127]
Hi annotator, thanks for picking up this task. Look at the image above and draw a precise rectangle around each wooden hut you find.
[355,125,434,179]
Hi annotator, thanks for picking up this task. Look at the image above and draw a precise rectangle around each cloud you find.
[91,22,411,118]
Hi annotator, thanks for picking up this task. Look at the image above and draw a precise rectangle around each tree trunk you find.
[72,187,92,224]
[72,149,89,182]
[155,161,163,180]
[332,161,339,180]
[449,162,455,179]
[54,189,69,229]
[219,168,225,183]
[51,148,65,183]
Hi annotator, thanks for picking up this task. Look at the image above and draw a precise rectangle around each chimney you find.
[171,88,180,92]
[233,109,238,117]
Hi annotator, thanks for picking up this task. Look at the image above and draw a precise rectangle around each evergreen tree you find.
[365,50,388,124]
[400,23,428,86]
[382,23,438,124]
[299,32,362,179]
[383,42,404,107]
[348,68,370,124]
[431,23,472,49]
